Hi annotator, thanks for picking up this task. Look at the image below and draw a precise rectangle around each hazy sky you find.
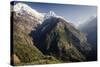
[13,1,97,27]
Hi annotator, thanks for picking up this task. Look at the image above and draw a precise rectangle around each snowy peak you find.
[47,11,56,17]
[13,3,66,24]
[44,11,57,20]
[43,11,66,21]
[13,3,43,19]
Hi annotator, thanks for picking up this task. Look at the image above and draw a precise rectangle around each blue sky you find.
[13,1,97,27]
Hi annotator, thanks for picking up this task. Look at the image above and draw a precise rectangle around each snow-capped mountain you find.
[12,3,67,24]
[13,3,44,23]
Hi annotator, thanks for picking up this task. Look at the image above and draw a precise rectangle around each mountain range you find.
[11,2,96,66]
[78,16,97,61]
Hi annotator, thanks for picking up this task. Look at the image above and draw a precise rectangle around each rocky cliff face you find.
[11,2,94,65]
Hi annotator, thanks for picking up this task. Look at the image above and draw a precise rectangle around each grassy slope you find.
[12,23,60,65]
